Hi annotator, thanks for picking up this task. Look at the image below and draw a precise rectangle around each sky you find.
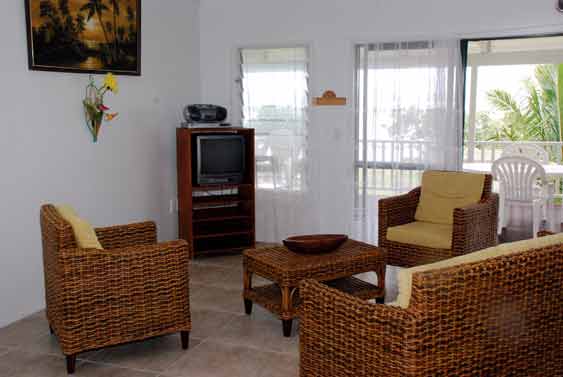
[30,0,137,42]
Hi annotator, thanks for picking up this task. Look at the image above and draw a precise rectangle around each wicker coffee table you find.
[242,239,386,337]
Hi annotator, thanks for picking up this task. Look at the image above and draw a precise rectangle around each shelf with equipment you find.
[177,127,255,258]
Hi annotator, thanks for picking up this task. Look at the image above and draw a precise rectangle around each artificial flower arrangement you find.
[83,73,119,142]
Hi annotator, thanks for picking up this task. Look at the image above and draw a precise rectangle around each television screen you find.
[197,135,245,184]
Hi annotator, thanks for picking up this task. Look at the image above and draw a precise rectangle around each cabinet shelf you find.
[193,230,254,240]
[193,215,252,223]
[177,127,256,258]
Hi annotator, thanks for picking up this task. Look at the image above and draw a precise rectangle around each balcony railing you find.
[464,141,563,163]
[356,140,563,198]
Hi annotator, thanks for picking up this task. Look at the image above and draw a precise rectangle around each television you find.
[195,135,246,185]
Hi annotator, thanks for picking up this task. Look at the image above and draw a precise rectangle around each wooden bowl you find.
[283,234,348,254]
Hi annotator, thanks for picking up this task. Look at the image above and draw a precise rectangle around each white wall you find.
[199,0,563,238]
[0,0,200,327]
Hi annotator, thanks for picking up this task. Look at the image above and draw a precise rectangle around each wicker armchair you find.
[379,173,498,267]
[299,240,563,377]
[40,204,191,374]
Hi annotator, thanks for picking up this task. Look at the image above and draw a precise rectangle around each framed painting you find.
[25,0,141,75]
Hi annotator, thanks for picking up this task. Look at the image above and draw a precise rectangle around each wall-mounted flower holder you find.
[314,90,347,106]
[82,74,119,143]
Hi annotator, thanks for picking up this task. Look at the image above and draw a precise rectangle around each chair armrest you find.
[378,188,421,241]
[55,240,190,347]
[95,221,157,249]
[299,280,417,377]
[452,193,499,256]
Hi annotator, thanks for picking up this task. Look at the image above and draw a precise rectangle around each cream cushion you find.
[386,221,452,250]
[55,205,103,250]
[389,233,563,309]
[415,171,485,225]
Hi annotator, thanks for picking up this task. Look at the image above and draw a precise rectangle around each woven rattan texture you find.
[379,173,499,267]
[40,204,192,356]
[247,277,381,319]
[299,242,563,376]
[243,240,386,287]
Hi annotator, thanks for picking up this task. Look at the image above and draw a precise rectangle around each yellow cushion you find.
[389,233,563,309]
[56,204,78,219]
[55,205,103,250]
[387,221,453,250]
[415,171,485,225]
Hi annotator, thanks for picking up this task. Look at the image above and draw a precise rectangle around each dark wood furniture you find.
[299,235,563,377]
[40,205,191,374]
[379,173,498,267]
[243,240,386,337]
[177,127,256,257]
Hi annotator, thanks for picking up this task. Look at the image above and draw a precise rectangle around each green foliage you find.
[483,64,563,142]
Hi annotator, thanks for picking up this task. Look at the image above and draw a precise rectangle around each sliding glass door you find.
[462,35,563,165]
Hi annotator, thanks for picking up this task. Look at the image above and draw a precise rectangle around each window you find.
[239,46,309,191]
[463,35,563,165]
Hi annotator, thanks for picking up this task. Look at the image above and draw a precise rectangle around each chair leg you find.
[181,331,190,350]
[498,196,505,235]
[66,355,76,374]
[533,202,541,238]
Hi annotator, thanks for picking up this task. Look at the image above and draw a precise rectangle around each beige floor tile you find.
[256,352,299,377]
[190,309,241,339]
[25,332,102,360]
[190,264,244,290]
[190,284,245,314]
[162,341,268,377]
[0,313,50,348]
[0,350,69,377]
[86,334,202,373]
[193,254,243,270]
[69,360,157,376]
[208,315,299,355]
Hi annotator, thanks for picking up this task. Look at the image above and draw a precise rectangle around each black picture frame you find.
[25,0,141,76]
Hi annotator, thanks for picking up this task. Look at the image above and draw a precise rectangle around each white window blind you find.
[239,46,310,191]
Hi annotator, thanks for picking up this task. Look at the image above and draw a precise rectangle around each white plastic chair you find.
[492,156,553,238]
[502,144,549,164]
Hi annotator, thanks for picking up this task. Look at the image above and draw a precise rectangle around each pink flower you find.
[98,104,110,112]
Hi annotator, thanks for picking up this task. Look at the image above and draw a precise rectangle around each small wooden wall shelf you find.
[314,90,347,106]
[177,127,256,258]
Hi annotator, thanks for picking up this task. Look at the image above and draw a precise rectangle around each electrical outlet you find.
[169,199,176,214]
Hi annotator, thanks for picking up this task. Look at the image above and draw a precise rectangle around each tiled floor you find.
[0,253,400,377]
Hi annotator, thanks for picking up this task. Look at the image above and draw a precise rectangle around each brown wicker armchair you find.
[299,240,563,377]
[379,173,499,267]
[40,204,191,374]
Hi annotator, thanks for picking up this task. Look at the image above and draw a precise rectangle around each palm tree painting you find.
[25,0,141,75]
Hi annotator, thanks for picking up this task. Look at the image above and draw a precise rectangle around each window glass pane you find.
[463,36,563,164]
[240,47,309,191]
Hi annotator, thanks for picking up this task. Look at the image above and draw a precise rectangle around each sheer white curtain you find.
[240,47,320,242]
[353,40,464,244]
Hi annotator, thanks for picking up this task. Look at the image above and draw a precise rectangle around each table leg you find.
[375,265,386,304]
[281,286,293,337]
[243,268,253,315]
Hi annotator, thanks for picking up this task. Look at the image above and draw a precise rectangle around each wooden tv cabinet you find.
[176,127,255,258]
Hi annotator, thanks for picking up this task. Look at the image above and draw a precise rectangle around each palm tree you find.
[75,13,86,35]
[486,64,563,148]
[126,5,136,42]
[109,0,120,58]
[80,0,112,60]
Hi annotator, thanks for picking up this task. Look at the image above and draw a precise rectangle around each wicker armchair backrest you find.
[407,243,562,374]
[40,204,78,253]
